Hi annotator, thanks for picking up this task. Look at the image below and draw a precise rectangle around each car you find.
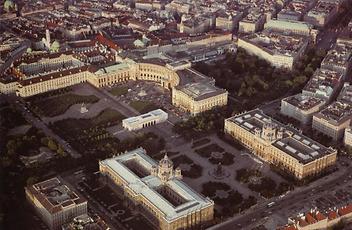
[267,202,275,207]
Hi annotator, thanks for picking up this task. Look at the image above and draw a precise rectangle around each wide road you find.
[315,1,352,51]
[209,161,352,230]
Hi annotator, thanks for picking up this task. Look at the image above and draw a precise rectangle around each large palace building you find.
[224,109,337,180]
[0,49,227,115]
[99,148,214,230]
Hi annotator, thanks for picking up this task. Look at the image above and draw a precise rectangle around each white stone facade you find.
[122,109,168,131]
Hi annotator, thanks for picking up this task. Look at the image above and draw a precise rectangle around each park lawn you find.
[50,109,125,155]
[32,93,99,117]
[53,108,125,133]
[129,100,159,113]
[195,143,225,158]
[91,109,126,127]
[172,154,193,166]
[109,86,128,96]
[209,152,234,165]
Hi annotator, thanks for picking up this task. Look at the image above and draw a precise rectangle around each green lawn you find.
[0,106,27,129]
[109,86,128,96]
[31,93,99,117]
[50,109,125,155]
[129,101,159,113]
[53,108,125,132]
[91,109,125,127]
[195,143,225,158]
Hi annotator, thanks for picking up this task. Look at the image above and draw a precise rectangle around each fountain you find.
[80,103,88,113]
[209,163,230,180]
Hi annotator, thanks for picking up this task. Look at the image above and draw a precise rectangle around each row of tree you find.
[194,47,326,110]
[173,106,234,139]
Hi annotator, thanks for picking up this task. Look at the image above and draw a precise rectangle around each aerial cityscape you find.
[0,0,352,229]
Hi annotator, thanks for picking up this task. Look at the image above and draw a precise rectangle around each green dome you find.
[4,0,14,12]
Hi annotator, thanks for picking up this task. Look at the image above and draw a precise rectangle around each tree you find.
[57,146,65,157]
[41,137,49,146]
[293,75,307,86]
[0,156,12,168]
[6,140,16,152]
[240,195,257,210]
[26,176,38,186]
[47,139,58,151]
[6,140,17,156]
[277,182,293,195]
[346,146,352,155]
[304,66,314,77]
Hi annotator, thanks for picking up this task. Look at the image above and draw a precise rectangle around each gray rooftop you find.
[175,81,227,101]
[227,109,336,164]
[99,148,213,222]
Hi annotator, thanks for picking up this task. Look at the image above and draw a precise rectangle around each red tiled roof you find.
[95,34,119,50]
[305,213,317,224]
[315,212,327,221]
[328,210,338,220]
[285,226,298,230]
[46,22,58,28]
[338,204,352,216]
[298,219,309,227]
